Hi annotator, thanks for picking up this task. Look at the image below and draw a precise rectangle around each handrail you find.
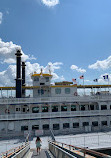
[50,129,55,141]
[0,142,29,158]
[50,141,111,158]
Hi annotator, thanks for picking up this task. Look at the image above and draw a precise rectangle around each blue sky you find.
[0,0,111,86]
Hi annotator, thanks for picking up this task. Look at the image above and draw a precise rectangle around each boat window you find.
[43,124,49,130]
[21,126,28,131]
[61,105,67,111]
[92,121,98,126]
[73,122,79,128]
[32,125,39,130]
[80,105,85,111]
[63,123,70,129]
[53,124,59,130]
[55,88,61,94]
[101,105,107,110]
[16,108,20,111]
[101,121,107,126]
[42,106,48,112]
[23,108,25,112]
[34,77,39,81]
[65,88,70,94]
[83,122,89,126]
[52,106,58,112]
[90,105,94,110]
[32,107,39,113]
[40,83,45,85]
[45,77,49,82]
[71,105,76,111]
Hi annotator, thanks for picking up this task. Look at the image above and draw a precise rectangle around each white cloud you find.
[0,39,64,86]
[0,65,16,87]
[0,61,64,86]
[88,56,111,70]
[0,39,36,64]
[0,12,3,24]
[70,65,86,73]
[41,0,59,7]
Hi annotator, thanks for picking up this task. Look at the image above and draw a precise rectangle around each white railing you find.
[0,110,111,120]
[0,95,111,104]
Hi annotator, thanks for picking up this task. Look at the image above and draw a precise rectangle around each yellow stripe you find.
[0,84,111,90]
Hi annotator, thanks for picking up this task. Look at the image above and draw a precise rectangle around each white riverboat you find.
[0,49,111,137]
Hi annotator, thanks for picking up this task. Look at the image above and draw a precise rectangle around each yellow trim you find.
[51,85,77,88]
[31,73,52,77]
[0,84,111,90]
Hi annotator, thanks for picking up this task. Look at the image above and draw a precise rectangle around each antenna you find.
[49,65,51,75]
[40,68,43,74]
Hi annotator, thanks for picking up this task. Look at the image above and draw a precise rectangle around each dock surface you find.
[31,149,47,158]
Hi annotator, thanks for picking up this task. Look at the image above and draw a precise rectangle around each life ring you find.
[74,92,77,96]
[5,109,10,114]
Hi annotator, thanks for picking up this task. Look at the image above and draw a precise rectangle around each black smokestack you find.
[15,49,22,98]
[22,62,26,97]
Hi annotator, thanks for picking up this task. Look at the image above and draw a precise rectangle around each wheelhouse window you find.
[90,105,94,110]
[45,77,49,82]
[61,105,67,111]
[80,105,85,111]
[65,88,70,94]
[63,123,70,129]
[101,121,107,126]
[52,106,58,112]
[21,126,28,131]
[101,105,107,110]
[34,77,39,81]
[92,121,98,126]
[43,124,49,130]
[42,106,48,112]
[32,125,39,130]
[71,105,76,111]
[83,122,89,126]
[32,107,39,113]
[73,122,79,128]
[55,88,61,94]
[53,124,59,130]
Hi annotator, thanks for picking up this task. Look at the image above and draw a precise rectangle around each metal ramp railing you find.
[0,142,30,158]
[48,141,111,158]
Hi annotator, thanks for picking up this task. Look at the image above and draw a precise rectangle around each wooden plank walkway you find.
[31,149,47,158]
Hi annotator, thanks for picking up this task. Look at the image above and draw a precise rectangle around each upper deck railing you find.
[0,95,111,105]
[0,110,111,121]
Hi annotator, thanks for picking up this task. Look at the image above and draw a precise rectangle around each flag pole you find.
[83,74,85,95]
[108,76,109,94]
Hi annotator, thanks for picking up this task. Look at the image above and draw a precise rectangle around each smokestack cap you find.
[22,62,26,66]
[15,49,22,56]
